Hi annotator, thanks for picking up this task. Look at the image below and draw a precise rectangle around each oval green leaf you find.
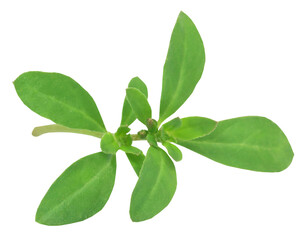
[120,145,142,155]
[126,152,145,176]
[14,71,106,132]
[130,147,177,222]
[166,117,217,141]
[121,77,148,126]
[126,87,151,125]
[159,11,205,124]
[163,142,183,161]
[177,116,294,172]
[36,152,116,225]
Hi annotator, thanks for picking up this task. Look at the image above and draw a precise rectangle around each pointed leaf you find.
[163,142,183,161]
[14,71,106,132]
[36,152,116,225]
[177,116,294,172]
[159,12,205,124]
[166,117,217,141]
[126,87,151,125]
[100,132,119,154]
[162,117,182,131]
[126,152,145,176]
[130,147,177,222]
[121,77,148,126]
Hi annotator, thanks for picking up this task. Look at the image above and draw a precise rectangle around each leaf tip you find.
[179,10,186,17]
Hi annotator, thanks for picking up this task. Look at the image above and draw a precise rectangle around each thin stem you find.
[131,134,142,141]
[32,124,145,141]
[32,124,104,138]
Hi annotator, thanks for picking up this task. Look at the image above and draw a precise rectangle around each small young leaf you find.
[126,87,152,125]
[163,142,183,161]
[146,118,158,133]
[166,117,217,140]
[126,152,145,176]
[120,145,142,155]
[159,12,205,124]
[14,71,106,132]
[146,133,158,147]
[36,152,116,225]
[130,147,177,222]
[121,77,148,126]
[115,126,132,146]
[177,116,294,172]
[162,117,182,131]
[115,126,131,136]
[100,132,119,154]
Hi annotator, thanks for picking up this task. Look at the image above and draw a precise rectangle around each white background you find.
[0,0,304,239]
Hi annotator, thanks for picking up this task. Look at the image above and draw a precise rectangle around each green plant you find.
[13,11,294,225]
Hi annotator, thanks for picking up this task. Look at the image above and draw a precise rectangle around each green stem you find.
[32,124,144,141]
[32,124,104,138]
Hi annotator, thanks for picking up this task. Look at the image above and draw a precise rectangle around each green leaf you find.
[115,126,131,136]
[36,152,116,225]
[163,142,183,161]
[130,147,177,222]
[146,133,158,147]
[166,117,217,141]
[115,126,132,146]
[100,132,119,154]
[14,71,106,132]
[121,77,148,126]
[120,145,142,155]
[126,152,145,176]
[159,12,205,124]
[177,116,294,172]
[146,118,158,133]
[126,87,152,125]
[162,117,182,131]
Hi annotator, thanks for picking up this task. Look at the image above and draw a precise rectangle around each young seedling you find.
[14,11,294,225]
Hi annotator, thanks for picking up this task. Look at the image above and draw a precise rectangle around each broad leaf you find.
[14,71,106,132]
[126,87,151,125]
[177,116,294,172]
[126,152,145,176]
[100,132,119,154]
[36,152,116,225]
[163,142,183,161]
[159,12,205,124]
[166,117,217,141]
[121,77,148,126]
[130,147,177,222]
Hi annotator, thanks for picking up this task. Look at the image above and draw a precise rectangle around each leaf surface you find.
[36,152,116,225]
[162,117,182,131]
[163,142,183,161]
[166,117,217,140]
[126,87,151,125]
[177,116,294,172]
[121,77,148,126]
[130,147,177,222]
[100,132,119,154]
[126,152,145,176]
[159,12,205,124]
[14,71,106,132]
[120,145,142,155]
